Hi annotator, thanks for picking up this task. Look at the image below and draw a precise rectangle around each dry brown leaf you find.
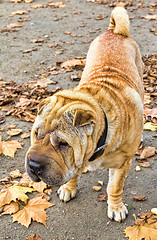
[24,0,33,3]
[124,212,157,240]
[7,125,16,129]
[47,2,66,8]
[11,10,28,15]
[23,111,36,122]
[20,132,30,139]
[18,172,32,187]
[21,48,37,53]
[132,196,147,201]
[31,38,44,43]
[0,186,34,207]
[6,128,23,136]
[10,0,22,2]
[140,146,156,159]
[10,169,22,178]
[97,193,108,202]
[142,15,157,20]
[12,195,55,228]
[31,4,46,9]
[18,172,47,193]
[95,14,108,20]
[7,23,23,29]
[32,182,47,193]
[1,202,19,215]
[139,161,151,168]
[92,186,101,191]
[26,234,43,240]
[60,58,86,70]
[36,78,57,88]
[0,136,23,158]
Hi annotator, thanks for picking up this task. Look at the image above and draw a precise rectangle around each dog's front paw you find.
[57,184,77,202]
[108,203,128,222]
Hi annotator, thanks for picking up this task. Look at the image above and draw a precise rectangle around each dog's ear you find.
[73,109,94,127]
[38,98,51,115]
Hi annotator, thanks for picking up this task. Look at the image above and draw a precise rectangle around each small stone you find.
[135,165,141,172]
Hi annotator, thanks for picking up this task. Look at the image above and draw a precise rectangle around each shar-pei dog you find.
[26,5,144,222]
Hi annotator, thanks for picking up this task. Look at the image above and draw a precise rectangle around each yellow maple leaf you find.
[0,136,23,158]
[12,195,55,228]
[0,186,34,207]
[144,122,157,131]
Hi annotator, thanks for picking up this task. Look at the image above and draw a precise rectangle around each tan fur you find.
[26,6,143,222]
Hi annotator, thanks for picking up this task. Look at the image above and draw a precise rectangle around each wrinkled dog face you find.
[25,95,96,186]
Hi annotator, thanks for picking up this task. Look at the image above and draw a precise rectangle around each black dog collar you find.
[88,112,108,162]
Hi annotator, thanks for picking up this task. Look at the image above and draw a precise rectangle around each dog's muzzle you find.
[27,157,43,182]
[26,151,64,185]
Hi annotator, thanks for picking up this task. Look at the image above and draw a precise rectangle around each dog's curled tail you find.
[109,6,130,37]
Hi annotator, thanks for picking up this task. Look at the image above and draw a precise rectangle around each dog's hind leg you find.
[57,175,78,202]
[107,158,132,222]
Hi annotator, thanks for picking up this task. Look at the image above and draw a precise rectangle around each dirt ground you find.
[0,0,157,239]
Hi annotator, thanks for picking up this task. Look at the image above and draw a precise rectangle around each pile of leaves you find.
[0,79,60,122]
[143,54,157,131]
[124,211,157,240]
[0,169,54,228]
[0,57,86,122]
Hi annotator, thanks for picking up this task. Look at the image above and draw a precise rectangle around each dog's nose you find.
[28,158,43,175]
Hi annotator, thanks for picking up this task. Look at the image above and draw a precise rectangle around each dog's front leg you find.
[57,175,78,202]
[107,159,132,222]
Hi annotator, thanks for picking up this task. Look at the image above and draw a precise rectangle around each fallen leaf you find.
[31,4,46,9]
[92,186,101,191]
[10,0,22,2]
[1,202,19,215]
[18,172,32,187]
[0,136,23,158]
[144,122,157,131]
[139,161,151,168]
[97,193,108,202]
[7,125,16,129]
[10,169,22,178]
[18,172,47,193]
[132,196,147,201]
[140,146,156,159]
[32,182,47,193]
[21,48,38,53]
[6,128,23,136]
[95,14,108,20]
[60,58,86,70]
[26,234,43,240]
[36,78,57,88]
[47,2,66,8]
[24,0,33,3]
[124,212,157,240]
[7,23,23,29]
[142,15,157,20]
[0,186,34,207]
[31,38,44,43]
[20,132,30,139]
[12,195,55,228]
[11,10,28,15]
[98,180,103,186]
[0,115,5,124]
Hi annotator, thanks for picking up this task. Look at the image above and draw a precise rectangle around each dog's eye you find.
[58,141,69,149]
[34,128,44,140]
[34,129,38,139]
